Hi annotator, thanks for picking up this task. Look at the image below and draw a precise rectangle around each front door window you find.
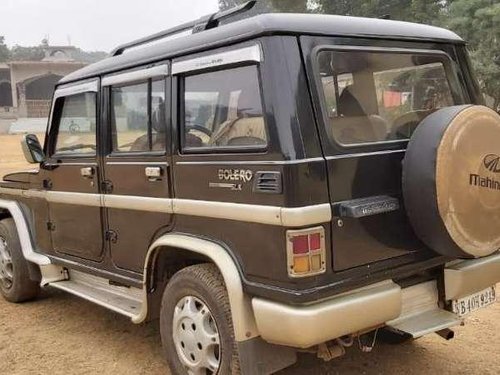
[53,92,97,155]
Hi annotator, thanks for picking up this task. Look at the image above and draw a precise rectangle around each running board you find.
[386,281,462,338]
[48,269,143,320]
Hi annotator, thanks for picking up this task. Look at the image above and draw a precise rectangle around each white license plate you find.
[452,286,496,317]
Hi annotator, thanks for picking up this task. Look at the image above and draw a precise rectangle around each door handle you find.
[80,167,95,178]
[145,167,162,181]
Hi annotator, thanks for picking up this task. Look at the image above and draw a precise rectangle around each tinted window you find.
[317,50,456,146]
[53,92,97,155]
[111,79,166,153]
[182,65,267,151]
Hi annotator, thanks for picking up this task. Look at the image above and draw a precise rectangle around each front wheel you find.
[0,218,40,302]
[160,264,240,375]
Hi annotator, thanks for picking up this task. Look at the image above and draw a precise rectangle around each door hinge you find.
[105,230,118,244]
[46,222,56,231]
[101,180,114,194]
[43,179,53,190]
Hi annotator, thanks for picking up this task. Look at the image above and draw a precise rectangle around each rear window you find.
[317,49,457,146]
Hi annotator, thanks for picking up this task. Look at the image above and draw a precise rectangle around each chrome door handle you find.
[145,167,162,180]
[80,167,95,178]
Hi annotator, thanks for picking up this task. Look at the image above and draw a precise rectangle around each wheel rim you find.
[0,236,13,290]
[172,295,221,375]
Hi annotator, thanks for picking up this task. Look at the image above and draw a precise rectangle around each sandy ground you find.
[0,134,44,175]
[0,134,499,374]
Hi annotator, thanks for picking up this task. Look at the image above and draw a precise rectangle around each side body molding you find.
[0,199,64,284]
[137,233,259,342]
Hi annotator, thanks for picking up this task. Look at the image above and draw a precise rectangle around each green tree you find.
[9,45,44,61]
[0,36,10,62]
[72,49,108,64]
[219,0,304,12]
[446,0,500,110]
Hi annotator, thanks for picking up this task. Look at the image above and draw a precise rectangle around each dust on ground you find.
[0,288,498,374]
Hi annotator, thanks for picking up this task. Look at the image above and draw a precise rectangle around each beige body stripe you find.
[0,188,332,227]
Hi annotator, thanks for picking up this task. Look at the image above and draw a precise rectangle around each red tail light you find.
[287,227,326,278]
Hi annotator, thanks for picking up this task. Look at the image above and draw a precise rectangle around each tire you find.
[403,105,500,258]
[160,263,240,375]
[0,218,40,302]
[69,123,80,133]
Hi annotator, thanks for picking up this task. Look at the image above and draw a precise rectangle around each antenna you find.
[110,1,257,56]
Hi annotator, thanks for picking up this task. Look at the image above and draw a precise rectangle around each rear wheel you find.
[0,218,40,302]
[160,264,240,375]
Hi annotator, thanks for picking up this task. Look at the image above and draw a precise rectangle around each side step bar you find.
[48,270,143,320]
[387,281,462,338]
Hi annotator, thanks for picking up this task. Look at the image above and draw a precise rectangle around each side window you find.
[182,65,267,151]
[111,79,166,153]
[53,92,97,155]
[317,50,457,146]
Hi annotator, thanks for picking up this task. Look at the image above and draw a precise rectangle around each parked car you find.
[0,1,499,374]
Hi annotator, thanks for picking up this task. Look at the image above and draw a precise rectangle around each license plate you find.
[452,286,496,317]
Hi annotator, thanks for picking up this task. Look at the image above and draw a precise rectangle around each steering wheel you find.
[186,125,212,137]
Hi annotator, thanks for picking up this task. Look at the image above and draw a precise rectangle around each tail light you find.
[286,227,326,278]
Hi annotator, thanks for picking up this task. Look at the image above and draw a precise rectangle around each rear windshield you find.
[317,49,458,146]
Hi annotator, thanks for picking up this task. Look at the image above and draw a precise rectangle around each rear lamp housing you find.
[286,226,326,278]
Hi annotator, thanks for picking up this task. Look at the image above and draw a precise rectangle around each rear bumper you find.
[252,280,401,348]
[444,251,500,300]
[250,252,500,349]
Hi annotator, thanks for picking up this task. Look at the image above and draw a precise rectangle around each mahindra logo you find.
[484,154,500,173]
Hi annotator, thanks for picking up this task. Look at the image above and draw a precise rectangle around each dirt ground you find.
[0,134,44,175]
[0,134,499,374]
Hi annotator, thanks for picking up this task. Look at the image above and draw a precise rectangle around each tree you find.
[9,45,44,61]
[72,49,108,64]
[0,36,10,62]
[446,0,500,110]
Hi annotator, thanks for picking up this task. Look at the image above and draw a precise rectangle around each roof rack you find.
[110,0,257,56]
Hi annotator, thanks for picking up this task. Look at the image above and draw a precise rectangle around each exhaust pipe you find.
[435,328,454,340]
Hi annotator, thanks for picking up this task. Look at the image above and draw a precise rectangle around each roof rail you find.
[110,0,257,57]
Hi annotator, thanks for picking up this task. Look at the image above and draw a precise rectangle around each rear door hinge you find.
[105,230,118,244]
[43,179,53,190]
[101,180,113,194]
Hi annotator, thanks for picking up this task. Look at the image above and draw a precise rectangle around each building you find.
[0,45,87,133]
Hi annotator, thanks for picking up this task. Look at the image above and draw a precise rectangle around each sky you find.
[0,0,221,52]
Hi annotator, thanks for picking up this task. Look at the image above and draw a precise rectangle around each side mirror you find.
[21,134,45,164]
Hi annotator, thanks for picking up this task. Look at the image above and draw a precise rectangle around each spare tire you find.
[403,105,500,259]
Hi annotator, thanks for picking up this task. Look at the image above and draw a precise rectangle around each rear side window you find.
[111,79,166,153]
[182,65,267,151]
[317,50,457,146]
[53,92,97,155]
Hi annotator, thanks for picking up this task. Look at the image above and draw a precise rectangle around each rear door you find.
[301,37,467,271]
[101,64,172,273]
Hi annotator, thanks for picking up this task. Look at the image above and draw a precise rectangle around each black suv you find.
[1,2,499,374]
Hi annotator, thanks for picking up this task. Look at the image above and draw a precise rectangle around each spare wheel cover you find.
[403,105,500,258]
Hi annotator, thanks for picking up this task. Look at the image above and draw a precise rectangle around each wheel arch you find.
[138,233,259,342]
[0,199,63,284]
[0,199,50,266]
